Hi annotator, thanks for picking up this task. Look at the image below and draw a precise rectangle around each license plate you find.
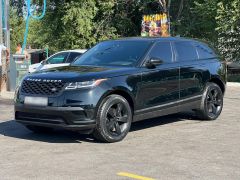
[24,96,48,106]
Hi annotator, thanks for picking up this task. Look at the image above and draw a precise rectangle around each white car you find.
[29,49,87,73]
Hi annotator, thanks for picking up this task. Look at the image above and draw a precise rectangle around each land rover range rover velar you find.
[15,37,226,143]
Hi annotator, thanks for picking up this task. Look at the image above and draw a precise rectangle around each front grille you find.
[21,80,65,96]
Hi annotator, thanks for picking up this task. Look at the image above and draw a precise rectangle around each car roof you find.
[46,49,87,60]
[56,49,87,54]
[110,36,199,43]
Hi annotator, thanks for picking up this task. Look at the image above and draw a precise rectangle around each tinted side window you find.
[174,41,198,61]
[148,42,173,64]
[194,43,216,59]
[47,52,69,64]
[67,52,83,63]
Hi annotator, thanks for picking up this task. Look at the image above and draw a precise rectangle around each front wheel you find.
[196,82,223,120]
[93,95,132,143]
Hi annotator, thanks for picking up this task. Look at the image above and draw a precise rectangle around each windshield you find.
[73,40,152,67]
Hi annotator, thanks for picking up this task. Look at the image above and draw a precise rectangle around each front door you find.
[135,41,180,119]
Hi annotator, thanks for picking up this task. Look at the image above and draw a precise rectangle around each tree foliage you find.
[216,1,240,62]
[9,8,25,52]
[9,0,240,62]
[26,0,118,51]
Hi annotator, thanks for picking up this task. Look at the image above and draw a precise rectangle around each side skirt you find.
[133,96,202,122]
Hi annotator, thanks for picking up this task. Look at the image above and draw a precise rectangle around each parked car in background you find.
[28,49,87,73]
[15,37,226,143]
[227,61,240,74]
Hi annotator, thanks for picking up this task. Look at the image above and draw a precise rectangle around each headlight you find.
[65,79,107,90]
[14,85,20,101]
[14,77,25,101]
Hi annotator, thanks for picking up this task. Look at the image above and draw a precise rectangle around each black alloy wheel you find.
[93,94,132,143]
[196,82,223,120]
[105,103,129,136]
[206,87,222,117]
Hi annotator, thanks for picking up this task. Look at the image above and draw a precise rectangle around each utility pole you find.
[0,0,3,92]
[4,0,10,50]
[0,0,10,92]
[0,0,3,45]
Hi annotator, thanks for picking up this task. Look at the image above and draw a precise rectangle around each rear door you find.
[135,41,180,118]
[174,41,209,107]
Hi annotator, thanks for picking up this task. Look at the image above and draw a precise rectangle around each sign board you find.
[13,54,26,64]
[12,54,30,86]
[141,13,170,37]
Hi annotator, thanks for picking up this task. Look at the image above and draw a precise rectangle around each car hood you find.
[29,63,41,73]
[29,63,41,68]
[25,65,140,82]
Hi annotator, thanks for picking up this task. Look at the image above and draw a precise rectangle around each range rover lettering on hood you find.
[26,78,62,83]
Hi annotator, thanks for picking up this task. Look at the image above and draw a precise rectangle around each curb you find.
[227,82,240,87]
[0,91,15,100]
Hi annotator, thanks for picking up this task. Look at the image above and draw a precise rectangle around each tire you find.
[25,125,53,133]
[93,94,132,143]
[196,82,223,120]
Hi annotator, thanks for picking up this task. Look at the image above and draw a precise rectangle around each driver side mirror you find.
[146,57,163,69]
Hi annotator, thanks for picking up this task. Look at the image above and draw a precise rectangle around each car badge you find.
[51,87,57,92]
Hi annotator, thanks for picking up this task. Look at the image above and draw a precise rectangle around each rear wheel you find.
[25,125,53,133]
[196,82,223,120]
[93,95,132,143]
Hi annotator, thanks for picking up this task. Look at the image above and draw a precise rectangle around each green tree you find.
[28,0,118,51]
[10,0,24,16]
[170,0,219,43]
[10,0,240,63]
[216,1,240,62]
[9,8,25,52]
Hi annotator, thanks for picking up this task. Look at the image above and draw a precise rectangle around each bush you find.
[227,74,240,82]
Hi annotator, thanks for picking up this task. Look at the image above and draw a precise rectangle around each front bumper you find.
[14,84,109,130]
[14,80,113,130]
[15,104,96,130]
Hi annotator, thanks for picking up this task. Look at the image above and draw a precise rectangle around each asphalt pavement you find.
[0,85,240,180]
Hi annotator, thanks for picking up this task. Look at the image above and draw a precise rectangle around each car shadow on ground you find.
[0,120,94,144]
[131,112,200,132]
[0,112,200,144]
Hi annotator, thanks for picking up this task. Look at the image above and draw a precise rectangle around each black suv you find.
[15,37,226,143]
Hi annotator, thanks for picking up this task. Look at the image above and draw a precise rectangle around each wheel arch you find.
[209,77,226,94]
[108,90,135,111]
[95,88,135,116]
